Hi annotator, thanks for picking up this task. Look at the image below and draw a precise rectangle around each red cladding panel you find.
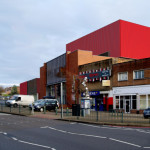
[66,20,121,57]
[120,20,150,59]
[20,82,27,95]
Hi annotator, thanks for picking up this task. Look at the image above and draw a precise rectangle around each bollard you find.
[19,105,21,114]
[66,107,68,116]
[55,107,58,115]
[10,105,11,113]
[121,112,123,123]
[97,110,98,121]
[43,105,46,114]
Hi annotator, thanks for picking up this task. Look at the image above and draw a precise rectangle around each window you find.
[120,96,123,109]
[148,95,150,107]
[118,72,128,81]
[115,96,119,109]
[132,95,136,109]
[134,70,144,79]
[140,95,146,109]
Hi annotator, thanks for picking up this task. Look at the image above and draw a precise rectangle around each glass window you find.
[148,95,150,107]
[118,72,128,81]
[140,95,146,109]
[116,96,119,109]
[134,70,144,79]
[132,95,136,109]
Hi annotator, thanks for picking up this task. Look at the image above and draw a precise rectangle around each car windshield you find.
[10,96,18,100]
[35,99,44,104]
[38,101,46,105]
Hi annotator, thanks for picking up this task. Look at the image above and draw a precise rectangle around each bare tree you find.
[0,86,4,95]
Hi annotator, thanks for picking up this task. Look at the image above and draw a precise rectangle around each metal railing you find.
[56,108,150,125]
[0,103,32,116]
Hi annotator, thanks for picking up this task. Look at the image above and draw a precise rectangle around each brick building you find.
[113,58,150,113]
[78,57,133,111]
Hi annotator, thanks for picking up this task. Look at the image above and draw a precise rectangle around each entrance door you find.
[125,100,130,113]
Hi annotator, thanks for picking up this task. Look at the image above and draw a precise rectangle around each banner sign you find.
[79,70,111,79]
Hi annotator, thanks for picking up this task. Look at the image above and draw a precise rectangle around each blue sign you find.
[81,91,100,97]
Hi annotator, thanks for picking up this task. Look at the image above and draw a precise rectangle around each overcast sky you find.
[0,0,150,87]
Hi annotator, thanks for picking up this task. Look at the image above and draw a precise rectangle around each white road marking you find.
[109,138,141,148]
[79,123,150,134]
[144,147,150,149]
[46,126,107,139]
[70,122,76,125]
[3,132,7,135]
[12,137,18,141]
[41,126,49,128]
[18,140,55,149]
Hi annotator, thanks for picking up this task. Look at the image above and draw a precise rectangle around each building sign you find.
[102,80,110,86]
[79,68,111,82]
[82,91,100,97]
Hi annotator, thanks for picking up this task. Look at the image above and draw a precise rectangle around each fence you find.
[0,103,32,116]
[56,108,150,125]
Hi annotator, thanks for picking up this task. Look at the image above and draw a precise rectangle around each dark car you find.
[143,107,150,118]
[34,99,58,112]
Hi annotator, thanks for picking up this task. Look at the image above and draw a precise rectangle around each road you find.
[0,113,150,150]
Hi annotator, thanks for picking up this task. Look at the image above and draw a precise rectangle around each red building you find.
[20,81,27,95]
[66,20,150,59]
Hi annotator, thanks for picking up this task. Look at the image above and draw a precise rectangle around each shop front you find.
[113,85,150,113]
[81,91,112,111]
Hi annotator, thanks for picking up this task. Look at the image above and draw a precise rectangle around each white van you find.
[6,95,34,107]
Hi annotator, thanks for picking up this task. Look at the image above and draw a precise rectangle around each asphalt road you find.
[0,113,150,150]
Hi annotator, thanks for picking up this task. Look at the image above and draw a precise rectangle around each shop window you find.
[116,96,119,109]
[140,95,146,109]
[148,95,150,107]
[132,95,137,109]
[133,70,144,80]
[118,72,128,81]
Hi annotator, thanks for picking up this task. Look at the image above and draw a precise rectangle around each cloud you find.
[0,0,150,87]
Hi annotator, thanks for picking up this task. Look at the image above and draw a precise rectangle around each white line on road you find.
[46,126,107,139]
[79,123,150,134]
[144,147,150,149]
[109,138,141,148]
[18,140,55,149]
[12,137,18,141]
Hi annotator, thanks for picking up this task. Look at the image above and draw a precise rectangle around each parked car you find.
[43,96,59,108]
[29,99,45,110]
[143,107,150,118]
[6,95,34,107]
[34,99,58,112]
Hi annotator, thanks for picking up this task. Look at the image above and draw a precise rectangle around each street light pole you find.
[61,82,63,118]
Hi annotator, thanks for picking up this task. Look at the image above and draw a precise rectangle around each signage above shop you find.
[79,68,111,82]
[102,80,110,86]
[82,91,100,97]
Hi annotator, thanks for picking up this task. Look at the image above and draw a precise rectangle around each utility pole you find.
[61,82,63,118]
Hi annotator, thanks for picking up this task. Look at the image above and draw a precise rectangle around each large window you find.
[140,95,146,109]
[118,72,128,81]
[148,95,150,107]
[132,95,137,109]
[115,96,119,109]
[134,70,144,80]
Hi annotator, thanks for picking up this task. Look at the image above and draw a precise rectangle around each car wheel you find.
[40,108,44,112]
[144,116,148,119]
[13,103,18,107]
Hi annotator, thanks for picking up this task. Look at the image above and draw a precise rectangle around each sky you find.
[0,0,150,87]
